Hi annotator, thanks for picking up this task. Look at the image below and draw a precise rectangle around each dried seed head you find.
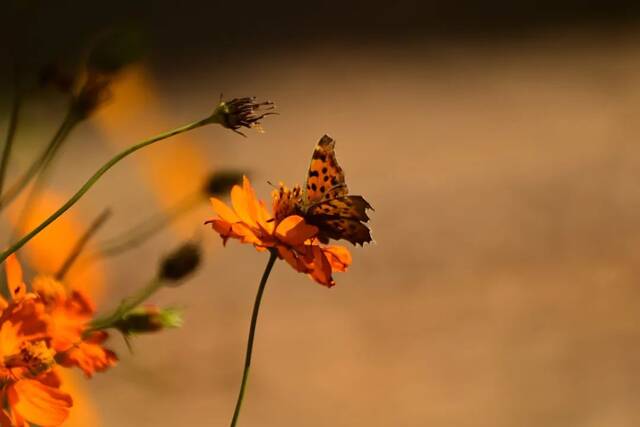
[213,96,277,136]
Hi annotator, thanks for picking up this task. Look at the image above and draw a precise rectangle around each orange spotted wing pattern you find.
[301,135,373,245]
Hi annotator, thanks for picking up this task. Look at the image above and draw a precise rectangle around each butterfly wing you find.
[309,217,373,245]
[307,196,374,245]
[303,135,348,206]
[307,196,371,222]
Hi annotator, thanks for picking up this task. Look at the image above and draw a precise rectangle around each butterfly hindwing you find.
[308,196,372,222]
[311,217,373,246]
[304,135,348,205]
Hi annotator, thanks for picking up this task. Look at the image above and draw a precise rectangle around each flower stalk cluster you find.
[0,61,275,424]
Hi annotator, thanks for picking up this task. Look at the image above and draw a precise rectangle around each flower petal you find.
[231,183,258,228]
[307,246,335,288]
[241,175,260,223]
[0,407,13,427]
[274,216,318,246]
[256,200,275,235]
[4,255,26,301]
[8,379,72,426]
[323,245,352,272]
[207,219,235,244]
[58,331,118,377]
[32,275,66,305]
[277,246,309,273]
[210,197,240,223]
[231,223,265,246]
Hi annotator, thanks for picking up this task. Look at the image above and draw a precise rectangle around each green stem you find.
[230,249,278,427]
[0,110,78,212]
[8,116,79,245]
[0,116,213,264]
[55,208,112,280]
[99,191,201,258]
[89,276,164,332]
[0,82,22,199]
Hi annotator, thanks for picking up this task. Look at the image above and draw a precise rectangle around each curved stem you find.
[0,117,212,264]
[0,111,78,212]
[230,249,278,427]
[56,208,112,280]
[0,82,22,199]
[99,191,201,258]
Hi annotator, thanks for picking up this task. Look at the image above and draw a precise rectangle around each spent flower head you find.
[212,96,276,136]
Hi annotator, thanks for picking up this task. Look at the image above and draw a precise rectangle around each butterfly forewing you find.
[304,135,348,206]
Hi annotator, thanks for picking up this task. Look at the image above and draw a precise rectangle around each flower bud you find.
[203,170,245,197]
[70,75,112,119]
[114,306,183,335]
[159,241,201,284]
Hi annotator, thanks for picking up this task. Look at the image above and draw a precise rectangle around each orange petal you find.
[241,176,261,222]
[4,255,26,301]
[8,380,72,426]
[58,332,117,377]
[32,275,67,304]
[274,216,318,246]
[277,246,308,273]
[231,185,258,228]
[210,197,240,223]
[207,219,235,244]
[323,245,352,272]
[256,200,275,234]
[307,246,335,287]
[231,223,264,246]
[0,407,13,427]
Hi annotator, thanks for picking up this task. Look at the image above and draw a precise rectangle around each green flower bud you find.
[115,306,183,335]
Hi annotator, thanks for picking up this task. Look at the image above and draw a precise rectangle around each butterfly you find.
[297,135,373,246]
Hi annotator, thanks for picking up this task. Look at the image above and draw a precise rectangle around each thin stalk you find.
[55,208,112,280]
[99,191,202,258]
[0,111,78,212]
[0,116,214,264]
[229,249,278,427]
[9,116,79,243]
[0,82,22,198]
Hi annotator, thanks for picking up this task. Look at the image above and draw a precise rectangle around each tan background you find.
[3,29,640,426]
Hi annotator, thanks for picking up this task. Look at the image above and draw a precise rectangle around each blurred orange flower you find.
[32,276,117,378]
[206,176,351,287]
[0,255,118,426]
[0,255,72,427]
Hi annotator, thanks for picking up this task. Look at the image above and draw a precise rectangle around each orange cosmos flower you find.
[31,276,117,378]
[0,255,72,427]
[206,176,351,287]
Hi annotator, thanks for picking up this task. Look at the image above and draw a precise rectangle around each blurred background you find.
[2,1,640,425]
